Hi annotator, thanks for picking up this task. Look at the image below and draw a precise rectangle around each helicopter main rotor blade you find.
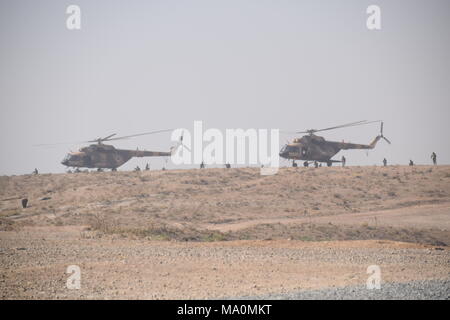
[319,119,383,132]
[311,120,372,133]
[33,140,87,147]
[87,133,117,143]
[295,120,367,134]
[295,120,381,134]
[102,133,117,141]
[36,129,174,147]
[103,129,174,142]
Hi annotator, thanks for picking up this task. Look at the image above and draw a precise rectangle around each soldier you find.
[33,168,38,175]
[383,158,387,167]
[314,161,318,168]
[431,152,437,165]
[409,160,414,166]
[145,163,150,171]
[303,161,309,167]
[225,163,231,169]
[292,161,297,167]
[341,156,346,167]
[134,166,141,171]
[200,161,205,169]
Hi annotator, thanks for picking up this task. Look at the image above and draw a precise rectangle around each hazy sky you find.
[1,0,449,175]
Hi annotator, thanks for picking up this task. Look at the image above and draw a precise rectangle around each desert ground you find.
[1,165,449,299]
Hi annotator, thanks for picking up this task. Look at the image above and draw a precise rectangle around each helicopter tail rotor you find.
[380,122,391,144]
[170,131,190,155]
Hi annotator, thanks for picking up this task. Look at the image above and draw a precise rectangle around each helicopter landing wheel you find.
[327,161,332,167]
[111,168,117,172]
[303,161,309,167]
[292,161,297,167]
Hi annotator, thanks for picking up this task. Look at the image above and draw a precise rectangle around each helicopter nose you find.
[61,158,69,166]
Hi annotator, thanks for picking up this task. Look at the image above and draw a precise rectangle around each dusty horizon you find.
[1,0,450,175]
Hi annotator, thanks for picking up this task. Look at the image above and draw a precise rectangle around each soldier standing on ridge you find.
[145,163,150,171]
[383,158,387,167]
[409,160,414,166]
[341,156,346,167]
[33,168,38,175]
[431,152,437,165]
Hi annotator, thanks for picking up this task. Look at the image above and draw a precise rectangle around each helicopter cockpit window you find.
[281,144,297,153]
[68,153,83,161]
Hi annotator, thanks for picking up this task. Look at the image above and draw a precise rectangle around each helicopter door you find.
[301,147,307,156]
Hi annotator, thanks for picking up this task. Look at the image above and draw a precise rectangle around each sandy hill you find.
[1,165,449,245]
[1,166,450,299]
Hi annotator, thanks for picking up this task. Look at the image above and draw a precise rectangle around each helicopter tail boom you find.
[339,122,390,150]
[129,133,185,158]
[368,135,382,149]
[339,139,378,150]
[131,150,171,158]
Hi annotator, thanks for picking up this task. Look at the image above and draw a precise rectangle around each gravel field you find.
[232,279,450,300]
[1,166,449,299]
[1,229,449,299]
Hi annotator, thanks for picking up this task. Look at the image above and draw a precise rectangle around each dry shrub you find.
[89,215,230,242]
[0,217,17,231]
[89,212,120,234]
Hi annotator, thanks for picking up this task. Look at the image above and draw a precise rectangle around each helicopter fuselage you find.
[61,144,171,169]
[279,134,381,163]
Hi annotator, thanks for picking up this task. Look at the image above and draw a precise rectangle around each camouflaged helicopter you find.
[58,129,180,171]
[279,120,391,167]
